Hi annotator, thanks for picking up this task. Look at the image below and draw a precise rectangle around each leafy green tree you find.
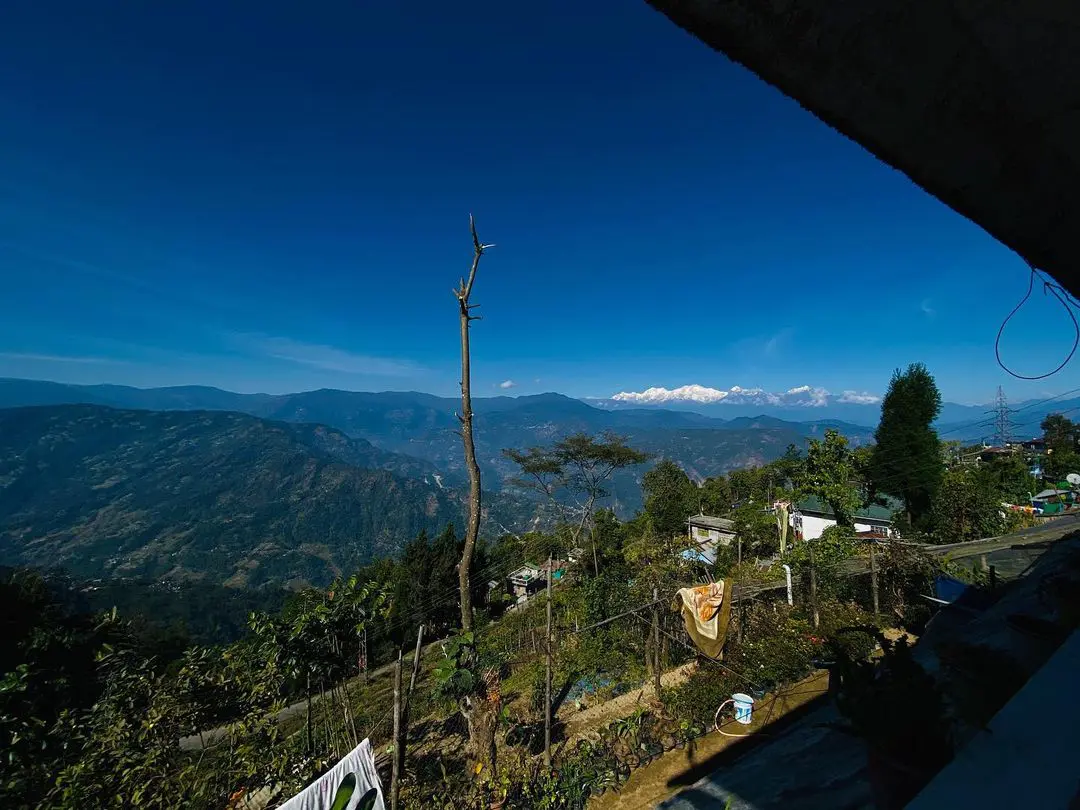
[730,503,780,558]
[768,444,806,491]
[976,454,1037,504]
[1042,413,1080,480]
[622,516,691,601]
[642,460,698,538]
[1041,413,1078,452]
[699,475,734,515]
[787,524,859,598]
[504,432,649,574]
[870,363,944,529]
[797,429,861,527]
[0,570,126,807]
[728,467,767,505]
[931,468,1004,543]
[589,508,629,577]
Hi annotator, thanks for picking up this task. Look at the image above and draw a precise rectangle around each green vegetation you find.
[797,429,861,527]
[0,405,463,588]
[1,413,958,810]
[931,467,1004,543]
[3,363,1070,808]
[504,432,650,573]
[869,363,943,530]
[1042,412,1080,480]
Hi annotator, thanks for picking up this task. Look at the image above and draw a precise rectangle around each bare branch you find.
[459,214,492,302]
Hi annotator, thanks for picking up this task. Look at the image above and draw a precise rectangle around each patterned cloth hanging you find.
[674,580,733,659]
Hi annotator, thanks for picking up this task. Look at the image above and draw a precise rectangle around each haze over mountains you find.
[0,378,876,486]
[0,377,1074,588]
[1,376,1065,440]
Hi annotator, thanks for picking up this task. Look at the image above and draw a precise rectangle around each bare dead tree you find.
[454,215,493,633]
[451,216,501,775]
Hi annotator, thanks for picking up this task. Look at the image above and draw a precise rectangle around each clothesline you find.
[634,611,766,694]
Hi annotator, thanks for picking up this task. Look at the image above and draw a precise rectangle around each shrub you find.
[817,599,877,662]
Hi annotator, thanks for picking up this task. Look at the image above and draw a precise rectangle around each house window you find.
[695,526,710,537]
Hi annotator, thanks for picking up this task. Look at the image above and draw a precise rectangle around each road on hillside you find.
[733,513,1080,600]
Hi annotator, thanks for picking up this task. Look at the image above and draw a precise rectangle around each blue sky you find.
[1,1,1077,406]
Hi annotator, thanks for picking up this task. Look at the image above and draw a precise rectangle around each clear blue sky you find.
[1,0,1077,406]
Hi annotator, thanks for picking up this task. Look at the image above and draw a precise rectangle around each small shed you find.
[687,514,736,546]
[685,514,737,565]
[507,563,543,603]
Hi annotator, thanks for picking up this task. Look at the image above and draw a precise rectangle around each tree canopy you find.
[641,460,698,538]
[931,468,1004,543]
[504,432,649,574]
[797,429,860,527]
[870,363,943,530]
[1042,413,1080,480]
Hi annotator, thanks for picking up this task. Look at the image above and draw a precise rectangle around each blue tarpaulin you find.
[934,575,969,604]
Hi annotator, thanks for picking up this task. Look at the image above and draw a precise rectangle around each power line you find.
[1012,386,1080,416]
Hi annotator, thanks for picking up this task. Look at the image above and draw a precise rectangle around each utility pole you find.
[360,625,368,684]
[808,542,820,629]
[869,543,880,620]
[398,624,425,774]
[544,556,553,769]
[652,586,661,698]
[390,648,403,810]
[306,672,314,754]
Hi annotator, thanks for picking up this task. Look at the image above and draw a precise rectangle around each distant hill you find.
[0,405,462,588]
[0,380,875,493]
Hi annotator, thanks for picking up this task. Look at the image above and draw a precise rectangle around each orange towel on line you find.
[674,580,733,659]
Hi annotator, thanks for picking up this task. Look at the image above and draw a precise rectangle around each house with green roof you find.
[792,494,903,540]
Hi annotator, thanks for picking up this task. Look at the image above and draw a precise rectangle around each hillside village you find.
[4,1,1080,808]
[6,358,1080,809]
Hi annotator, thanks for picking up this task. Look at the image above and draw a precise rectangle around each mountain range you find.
[0,378,875,489]
[588,383,1074,435]
[0,405,464,588]
[0,377,1072,588]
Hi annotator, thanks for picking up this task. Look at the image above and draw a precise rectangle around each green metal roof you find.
[795,494,902,523]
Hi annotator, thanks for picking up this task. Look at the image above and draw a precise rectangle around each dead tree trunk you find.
[453,216,499,774]
[454,215,492,634]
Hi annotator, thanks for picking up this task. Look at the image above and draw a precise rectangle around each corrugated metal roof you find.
[796,494,902,523]
[688,514,736,532]
[1033,489,1071,500]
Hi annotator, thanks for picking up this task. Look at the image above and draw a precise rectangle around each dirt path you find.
[559,662,699,744]
[588,670,831,810]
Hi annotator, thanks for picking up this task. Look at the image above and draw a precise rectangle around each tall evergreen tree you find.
[869,363,943,530]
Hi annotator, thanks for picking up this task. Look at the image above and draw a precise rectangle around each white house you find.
[791,495,901,541]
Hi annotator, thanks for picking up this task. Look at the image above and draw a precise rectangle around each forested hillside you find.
[0,405,462,588]
[0,381,874,510]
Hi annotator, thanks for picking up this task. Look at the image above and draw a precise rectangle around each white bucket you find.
[715,692,756,735]
[731,692,754,724]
